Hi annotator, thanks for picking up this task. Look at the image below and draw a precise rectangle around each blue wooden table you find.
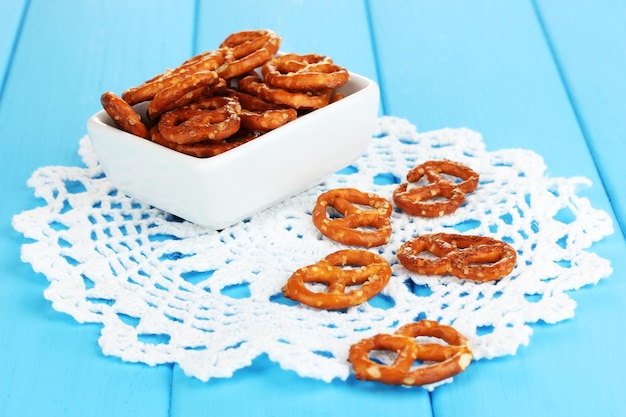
[1,1,625,416]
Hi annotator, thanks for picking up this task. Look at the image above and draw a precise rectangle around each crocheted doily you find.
[12,116,613,389]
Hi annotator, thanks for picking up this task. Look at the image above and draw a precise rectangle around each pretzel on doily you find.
[282,249,392,310]
[393,160,479,217]
[348,319,473,386]
[312,188,393,248]
[397,233,517,282]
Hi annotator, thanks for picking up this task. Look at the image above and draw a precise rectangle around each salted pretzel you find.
[147,70,221,120]
[397,233,517,282]
[100,91,149,139]
[282,249,392,310]
[150,126,260,158]
[312,188,393,248]
[224,88,297,131]
[156,96,241,144]
[262,53,349,91]
[217,29,281,79]
[393,160,479,217]
[122,49,225,105]
[238,71,333,110]
[348,319,473,386]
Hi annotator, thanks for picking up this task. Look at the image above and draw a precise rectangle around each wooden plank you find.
[0,0,26,94]
[0,1,197,416]
[368,1,626,416]
[168,1,430,417]
[535,0,626,231]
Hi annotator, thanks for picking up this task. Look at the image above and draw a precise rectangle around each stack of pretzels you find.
[100,29,350,158]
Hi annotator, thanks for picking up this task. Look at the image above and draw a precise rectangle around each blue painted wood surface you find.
[1,1,625,416]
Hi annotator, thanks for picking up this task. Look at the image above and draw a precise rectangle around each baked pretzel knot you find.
[101,92,150,139]
[348,320,473,386]
[282,250,392,310]
[393,160,479,217]
[262,53,349,90]
[312,188,393,248]
[397,233,517,282]
[217,29,281,79]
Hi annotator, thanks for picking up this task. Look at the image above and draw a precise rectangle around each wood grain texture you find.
[0,0,26,94]
[536,0,626,231]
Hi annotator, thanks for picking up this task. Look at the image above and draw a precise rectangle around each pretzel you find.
[217,29,281,79]
[100,91,149,139]
[312,188,393,248]
[150,125,260,158]
[224,88,298,131]
[147,70,220,120]
[282,249,392,310]
[393,160,479,217]
[238,71,333,110]
[262,53,349,90]
[122,49,225,105]
[348,320,473,386]
[397,233,517,282]
[156,96,241,144]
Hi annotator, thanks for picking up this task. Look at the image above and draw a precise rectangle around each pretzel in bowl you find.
[122,49,225,105]
[397,233,517,282]
[282,249,392,310]
[348,319,473,386]
[150,126,260,158]
[262,53,349,91]
[100,29,351,158]
[147,70,221,120]
[156,96,242,144]
[217,29,281,79]
[224,88,298,131]
[238,71,333,110]
[312,188,393,248]
[101,91,150,139]
[393,160,479,217]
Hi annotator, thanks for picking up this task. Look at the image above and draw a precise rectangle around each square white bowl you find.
[87,71,379,229]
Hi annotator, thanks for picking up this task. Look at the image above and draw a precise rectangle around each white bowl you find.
[87,71,379,229]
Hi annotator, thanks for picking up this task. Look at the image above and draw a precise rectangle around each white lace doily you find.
[12,116,613,388]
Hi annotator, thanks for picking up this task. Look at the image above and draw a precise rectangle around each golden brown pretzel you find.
[217,29,281,79]
[150,125,260,158]
[397,233,517,282]
[282,249,392,310]
[393,160,480,217]
[238,71,333,110]
[100,91,149,139]
[224,88,298,131]
[348,320,473,386]
[156,96,241,144]
[122,49,225,105]
[262,53,349,90]
[312,188,393,248]
[147,70,220,120]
